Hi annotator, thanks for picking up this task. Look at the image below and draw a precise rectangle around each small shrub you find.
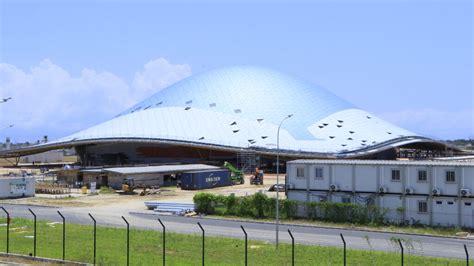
[193,193,217,214]
[225,194,238,215]
[99,186,115,194]
[282,200,298,219]
[237,196,254,217]
[252,192,269,218]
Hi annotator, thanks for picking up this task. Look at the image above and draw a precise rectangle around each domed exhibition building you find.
[1,66,457,169]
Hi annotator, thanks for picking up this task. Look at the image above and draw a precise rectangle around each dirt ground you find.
[0,174,286,212]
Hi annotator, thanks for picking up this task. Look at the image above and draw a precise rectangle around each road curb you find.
[0,202,60,209]
[129,210,474,241]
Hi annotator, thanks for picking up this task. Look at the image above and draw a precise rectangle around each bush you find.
[282,200,298,219]
[99,186,115,194]
[225,194,238,215]
[252,192,269,218]
[192,192,388,226]
[304,201,387,225]
[237,196,254,217]
[193,193,218,214]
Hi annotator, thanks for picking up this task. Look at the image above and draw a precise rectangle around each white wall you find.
[383,166,403,194]
[379,195,403,223]
[405,196,430,225]
[309,165,330,190]
[355,165,377,192]
[433,166,458,196]
[431,197,459,227]
[461,199,474,228]
[288,164,307,190]
[333,165,352,191]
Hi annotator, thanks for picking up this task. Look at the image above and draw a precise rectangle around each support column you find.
[329,165,334,202]
[306,165,310,202]
[376,166,381,206]
[458,167,463,227]
[429,166,433,226]
[352,165,356,203]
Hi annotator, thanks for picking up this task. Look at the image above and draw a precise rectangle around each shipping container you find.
[180,169,231,190]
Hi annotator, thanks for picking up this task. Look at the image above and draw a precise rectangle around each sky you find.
[0,0,472,143]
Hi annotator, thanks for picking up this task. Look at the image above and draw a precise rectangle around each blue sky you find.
[0,0,472,142]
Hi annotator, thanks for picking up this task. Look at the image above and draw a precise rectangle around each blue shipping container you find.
[180,169,231,190]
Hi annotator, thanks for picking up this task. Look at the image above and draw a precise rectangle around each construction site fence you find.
[0,206,471,266]
[34,183,71,194]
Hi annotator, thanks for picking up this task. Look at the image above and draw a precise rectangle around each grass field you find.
[0,218,465,265]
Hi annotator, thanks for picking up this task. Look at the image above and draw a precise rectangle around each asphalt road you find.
[0,203,472,260]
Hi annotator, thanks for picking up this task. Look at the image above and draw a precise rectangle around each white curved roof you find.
[48,66,427,155]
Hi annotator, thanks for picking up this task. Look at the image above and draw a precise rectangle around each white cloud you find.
[0,58,191,142]
[132,58,192,100]
[378,108,474,140]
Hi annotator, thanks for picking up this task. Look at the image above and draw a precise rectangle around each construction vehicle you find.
[223,161,245,185]
[120,177,137,194]
[250,167,264,185]
[119,177,160,196]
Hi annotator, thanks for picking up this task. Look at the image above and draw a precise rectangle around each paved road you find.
[0,203,471,260]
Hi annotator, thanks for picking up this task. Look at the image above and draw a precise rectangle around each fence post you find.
[197,222,205,266]
[88,213,96,265]
[1,207,9,254]
[398,239,404,266]
[241,225,247,266]
[465,244,469,266]
[28,208,36,257]
[158,219,165,266]
[288,229,294,266]
[340,233,346,266]
[57,211,65,261]
[122,216,130,266]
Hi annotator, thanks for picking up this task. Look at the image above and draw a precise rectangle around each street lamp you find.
[276,114,293,248]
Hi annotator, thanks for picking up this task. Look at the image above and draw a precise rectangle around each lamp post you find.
[276,114,293,248]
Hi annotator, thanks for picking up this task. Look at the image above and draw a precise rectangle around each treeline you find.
[193,192,388,225]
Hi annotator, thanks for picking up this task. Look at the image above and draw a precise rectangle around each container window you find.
[418,201,428,213]
[391,169,401,181]
[314,168,324,180]
[436,201,442,205]
[447,201,454,205]
[446,171,456,182]
[417,170,427,182]
[296,168,305,179]
[465,202,472,206]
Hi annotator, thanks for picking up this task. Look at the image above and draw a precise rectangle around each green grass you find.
[210,211,469,238]
[0,218,465,265]
[99,186,116,194]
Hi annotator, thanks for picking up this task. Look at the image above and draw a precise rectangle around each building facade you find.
[286,159,474,228]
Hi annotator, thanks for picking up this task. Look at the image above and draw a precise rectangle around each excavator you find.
[223,161,245,185]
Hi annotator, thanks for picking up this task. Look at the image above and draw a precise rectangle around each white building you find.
[286,159,474,228]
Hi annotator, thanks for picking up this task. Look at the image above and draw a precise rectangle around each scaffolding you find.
[236,150,257,174]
